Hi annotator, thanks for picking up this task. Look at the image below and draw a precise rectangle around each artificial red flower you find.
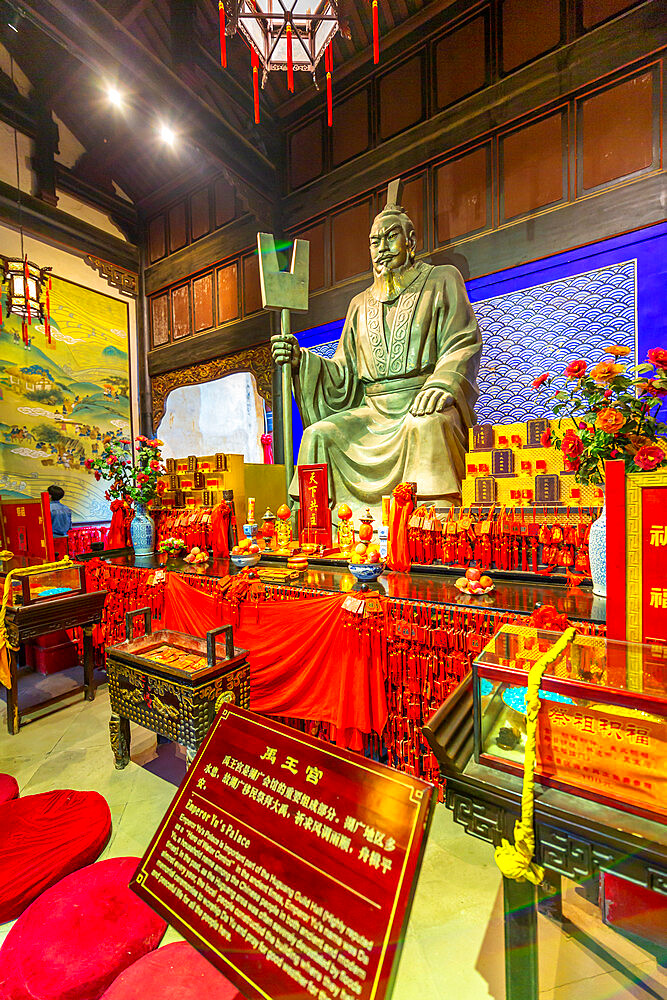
[94,471,101,481]
[637,379,667,398]
[603,344,631,358]
[647,348,667,370]
[633,444,666,471]
[595,408,624,434]
[590,361,625,385]
[561,429,584,458]
[564,456,581,472]
[106,455,117,466]
[540,428,552,447]
[604,389,612,398]
[84,459,93,470]
[565,359,587,379]
[156,481,166,493]
[532,372,549,389]
[149,459,161,470]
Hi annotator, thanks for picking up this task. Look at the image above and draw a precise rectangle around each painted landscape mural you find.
[0,274,131,522]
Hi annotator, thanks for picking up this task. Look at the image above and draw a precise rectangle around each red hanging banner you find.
[218,1,226,68]
[372,0,380,64]
[286,22,294,92]
[251,46,260,124]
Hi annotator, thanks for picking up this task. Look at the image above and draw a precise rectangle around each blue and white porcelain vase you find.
[588,489,606,598]
[130,502,155,556]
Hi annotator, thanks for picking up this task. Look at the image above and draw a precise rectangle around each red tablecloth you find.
[163,573,387,749]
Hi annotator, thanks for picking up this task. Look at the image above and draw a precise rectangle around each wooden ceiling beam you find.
[18,0,279,217]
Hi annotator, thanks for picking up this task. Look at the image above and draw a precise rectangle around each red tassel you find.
[251,47,260,124]
[325,43,333,127]
[286,22,294,93]
[0,287,3,326]
[219,2,226,68]
[24,256,31,325]
[22,319,28,345]
[372,0,379,64]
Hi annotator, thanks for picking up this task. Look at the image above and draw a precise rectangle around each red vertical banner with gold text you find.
[297,463,332,547]
[641,484,667,689]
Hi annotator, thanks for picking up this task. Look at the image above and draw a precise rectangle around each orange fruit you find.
[359,523,373,542]
[355,542,367,555]
[480,575,493,588]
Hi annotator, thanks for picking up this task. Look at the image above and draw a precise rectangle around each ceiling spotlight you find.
[106,84,124,108]
[159,123,176,146]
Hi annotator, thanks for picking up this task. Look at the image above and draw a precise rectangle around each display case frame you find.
[472,624,667,823]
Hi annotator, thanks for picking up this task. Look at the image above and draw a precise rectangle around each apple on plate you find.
[249,543,260,554]
[465,567,481,583]
[468,579,483,593]
[367,550,380,564]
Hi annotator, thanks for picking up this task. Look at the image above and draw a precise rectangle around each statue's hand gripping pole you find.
[257,233,310,501]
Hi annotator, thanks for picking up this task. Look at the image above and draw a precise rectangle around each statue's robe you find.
[291,262,482,509]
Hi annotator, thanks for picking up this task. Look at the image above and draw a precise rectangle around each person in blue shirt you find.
[48,485,72,537]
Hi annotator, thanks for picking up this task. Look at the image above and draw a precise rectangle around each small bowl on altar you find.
[230,553,260,568]
[348,561,385,582]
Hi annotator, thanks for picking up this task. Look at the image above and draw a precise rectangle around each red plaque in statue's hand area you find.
[131,705,435,1000]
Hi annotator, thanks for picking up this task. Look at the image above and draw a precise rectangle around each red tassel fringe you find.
[325,43,333,127]
[251,47,260,124]
[286,23,294,92]
[219,2,226,68]
[24,256,31,325]
[372,1,379,64]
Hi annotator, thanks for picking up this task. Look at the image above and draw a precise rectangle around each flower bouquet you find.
[533,345,667,597]
[158,537,185,558]
[532,346,667,483]
[84,435,165,555]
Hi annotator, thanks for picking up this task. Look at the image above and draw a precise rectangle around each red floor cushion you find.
[0,773,18,804]
[101,942,244,1000]
[0,857,167,1000]
[0,789,111,924]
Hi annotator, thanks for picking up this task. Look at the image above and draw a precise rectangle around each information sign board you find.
[131,705,435,1000]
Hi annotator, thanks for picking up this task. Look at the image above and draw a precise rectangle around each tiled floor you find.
[1,674,665,999]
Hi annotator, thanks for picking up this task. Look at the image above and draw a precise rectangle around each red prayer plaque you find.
[131,705,435,1000]
[297,463,332,547]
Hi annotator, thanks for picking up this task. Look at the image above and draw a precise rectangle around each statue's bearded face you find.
[369,215,416,277]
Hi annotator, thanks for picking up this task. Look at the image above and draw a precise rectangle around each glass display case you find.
[473,624,667,822]
[0,562,86,606]
[0,563,86,608]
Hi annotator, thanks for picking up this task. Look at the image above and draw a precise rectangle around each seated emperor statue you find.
[271,179,483,512]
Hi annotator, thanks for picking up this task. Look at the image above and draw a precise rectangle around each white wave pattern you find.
[12,447,49,459]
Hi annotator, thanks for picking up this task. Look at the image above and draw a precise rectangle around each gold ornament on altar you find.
[275,503,293,555]
[336,503,355,556]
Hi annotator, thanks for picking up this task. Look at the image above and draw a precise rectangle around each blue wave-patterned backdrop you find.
[472,260,637,424]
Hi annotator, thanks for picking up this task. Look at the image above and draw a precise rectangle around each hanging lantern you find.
[1,257,52,344]
[222,2,348,88]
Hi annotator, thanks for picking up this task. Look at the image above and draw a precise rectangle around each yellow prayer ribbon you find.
[494,627,576,885]
[0,555,74,689]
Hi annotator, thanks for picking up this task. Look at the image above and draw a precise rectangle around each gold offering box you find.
[473,624,667,822]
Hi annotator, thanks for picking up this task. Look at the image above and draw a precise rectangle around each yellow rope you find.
[494,627,576,885]
[0,555,74,689]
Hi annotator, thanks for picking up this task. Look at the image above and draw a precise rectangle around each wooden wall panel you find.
[582,0,639,29]
[217,262,239,324]
[243,253,262,315]
[151,292,170,347]
[193,273,214,332]
[214,176,236,228]
[435,15,487,110]
[435,146,489,244]
[332,199,372,283]
[379,56,423,141]
[290,118,324,189]
[148,215,166,263]
[168,201,187,253]
[501,0,562,73]
[401,174,426,251]
[502,111,566,220]
[296,222,327,292]
[190,187,211,242]
[171,283,191,340]
[332,89,370,166]
[580,71,655,191]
